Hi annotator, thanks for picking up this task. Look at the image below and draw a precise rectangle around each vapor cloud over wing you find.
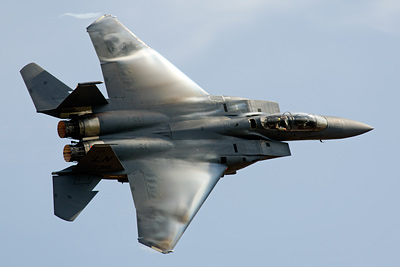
[59,13,103,19]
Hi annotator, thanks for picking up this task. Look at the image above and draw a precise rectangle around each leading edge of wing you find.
[126,158,226,253]
[86,15,208,106]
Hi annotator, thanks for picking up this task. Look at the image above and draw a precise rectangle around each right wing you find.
[86,15,208,106]
[126,158,226,253]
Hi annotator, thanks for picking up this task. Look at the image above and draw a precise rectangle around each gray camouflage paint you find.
[20,15,372,254]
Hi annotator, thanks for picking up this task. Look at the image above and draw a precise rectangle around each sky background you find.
[1,0,398,266]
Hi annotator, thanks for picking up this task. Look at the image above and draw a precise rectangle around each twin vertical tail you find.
[20,63,107,118]
[20,63,114,221]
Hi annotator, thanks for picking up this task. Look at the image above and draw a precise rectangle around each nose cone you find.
[322,116,373,139]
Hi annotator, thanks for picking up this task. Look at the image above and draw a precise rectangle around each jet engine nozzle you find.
[58,117,100,139]
[321,116,373,139]
[58,120,79,139]
[63,143,86,162]
[57,111,168,140]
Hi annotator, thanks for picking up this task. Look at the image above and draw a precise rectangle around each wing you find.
[87,15,208,107]
[127,158,226,253]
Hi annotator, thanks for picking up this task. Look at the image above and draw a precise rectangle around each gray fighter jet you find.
[20,15,373,254]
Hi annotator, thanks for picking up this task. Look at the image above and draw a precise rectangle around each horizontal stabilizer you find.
[21,63,108,118]
[53,174,101,221]
[20,63,72,113]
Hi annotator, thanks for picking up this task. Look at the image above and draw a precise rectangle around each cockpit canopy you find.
[260,112,327,132]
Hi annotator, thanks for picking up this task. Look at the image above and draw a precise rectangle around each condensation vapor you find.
[59,12,103,19]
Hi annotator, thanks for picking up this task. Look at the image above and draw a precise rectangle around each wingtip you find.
[87,14,116,30]
[161,249,174,254]
[138,238,174,254]
[96,14,116,21]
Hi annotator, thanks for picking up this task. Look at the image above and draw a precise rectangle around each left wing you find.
[127,158,226,253]
[87,15,208,107]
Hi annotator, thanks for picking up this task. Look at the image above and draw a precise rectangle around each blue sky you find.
[1,1,398,266]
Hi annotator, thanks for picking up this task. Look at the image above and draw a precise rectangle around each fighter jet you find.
[20,15,373,254]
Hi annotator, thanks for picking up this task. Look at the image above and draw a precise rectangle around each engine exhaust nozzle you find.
[63,143,86,162]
